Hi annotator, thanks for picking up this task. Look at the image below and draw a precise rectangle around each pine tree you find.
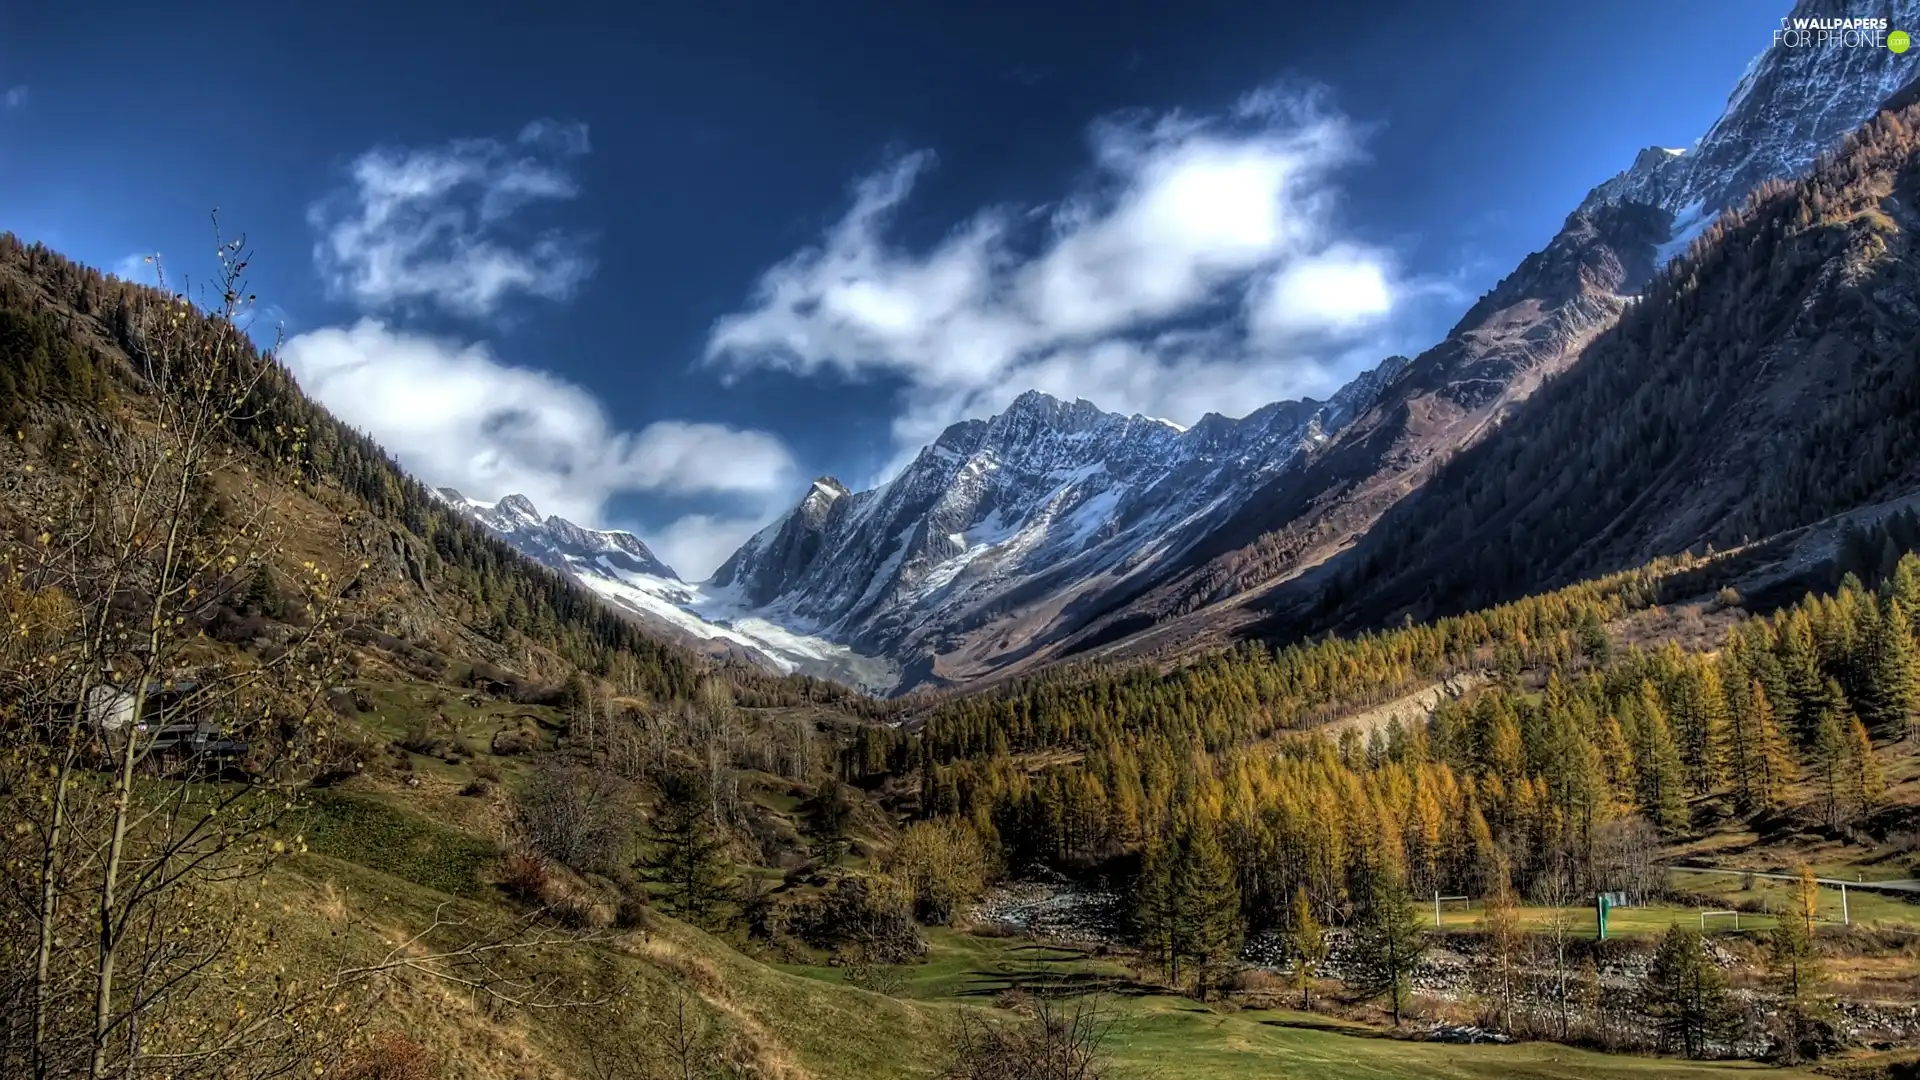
[1286,885,1326,1011]
[1348,860,1427,1026]
[1175,821,1244,1001]
[1812,705,1849,830]
[1643,924,1738,1059]
[1844,716,1885,827]
[643,770,735,926]
[1136,820,1243,997]
[1750,682,1799,812]
[1890,554,1920,631]
[1724,668,1756,811]
[1667,662,1726,796]
[242,563,284,619]
[1767,867,1832,1063]
[1634,684,1689,835]
[1578,608,1613,667]
[1780,614,1826,741]
[1596,711,1636,814]
[1135,839,1179,985]
[800,779,855,862]
[1862,599,1920,739]
[1693,663,1730,795]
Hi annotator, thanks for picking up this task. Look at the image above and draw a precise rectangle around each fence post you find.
[1434,890,1441,928]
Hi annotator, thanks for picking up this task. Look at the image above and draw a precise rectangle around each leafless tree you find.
[1532,864,1580,1041]
[1590,816,1662,903]
[520,761,634,874]
[941,996,1133,1080]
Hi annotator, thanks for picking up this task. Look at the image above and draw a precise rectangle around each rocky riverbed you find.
[968,882,1917,1056]
[965,881,1124,944]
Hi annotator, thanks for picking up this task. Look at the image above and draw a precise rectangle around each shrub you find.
[499,850,553,904]
[615,890,651,930]
[940,997,1119,1080]
[889,820,994,925]
[785,874,924,962]
[518,762,633,875]
[549,890,609,930]
[336,1032,438,1080]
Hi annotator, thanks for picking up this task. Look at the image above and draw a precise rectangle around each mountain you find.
[1296,98,1920,631]
[708,364,1406,690]
[956,0,1920,671]
[436,488,897,688]
[439,489,682,582]
[0,232,897,731]
[1580,0,1920,254]
[457,0,1920,694]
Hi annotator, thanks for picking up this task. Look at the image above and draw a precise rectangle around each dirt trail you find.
[1315,672,1486,742]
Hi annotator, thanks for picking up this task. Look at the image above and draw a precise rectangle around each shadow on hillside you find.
[950,945,1160,999]
[1255,1014,1396,1040]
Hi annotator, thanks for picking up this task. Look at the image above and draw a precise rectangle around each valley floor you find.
[782,929,1829,1080]
[282,780,1870,1079]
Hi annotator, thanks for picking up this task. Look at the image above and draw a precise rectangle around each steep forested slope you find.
[1305,104,1920,632]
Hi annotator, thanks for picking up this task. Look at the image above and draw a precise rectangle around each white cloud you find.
[647,513,773,584]
[281,320,797,575]
[3,86,25,111]
[1248,244,1395,340]
[706,84,1431,469]
[307,120,594,318]
[112,252,160,284]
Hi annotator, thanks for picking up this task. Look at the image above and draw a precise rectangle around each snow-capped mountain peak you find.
[707,374,1409,679]
[435,486,893,687]
[446,0,1917,697]
[1581,0,1920,264]
[434,488,679,581]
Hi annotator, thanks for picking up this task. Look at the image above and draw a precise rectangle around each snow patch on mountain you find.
[1583,0,1920,267]
[435,487,897,688]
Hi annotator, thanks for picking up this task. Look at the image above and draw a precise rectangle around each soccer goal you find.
[1432,893,1472,926]
[1699,909,1745,932]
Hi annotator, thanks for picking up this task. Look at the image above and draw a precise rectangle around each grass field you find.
[779,929,1827,1079]
[1418,867,1920,940]
[1429,901,1765,937]
[1670,868,1920,931]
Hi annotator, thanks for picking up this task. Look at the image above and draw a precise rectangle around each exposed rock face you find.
[435,488,894,688]
[890,1,1920,677]
[707,366,1408,685]
[439,488,681,582]
[1581,0,1920,222]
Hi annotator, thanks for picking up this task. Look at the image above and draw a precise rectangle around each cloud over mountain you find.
[705,84,1437,472]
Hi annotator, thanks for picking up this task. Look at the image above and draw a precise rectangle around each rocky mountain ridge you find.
[434,488,895,688]
[707,360,1408,688]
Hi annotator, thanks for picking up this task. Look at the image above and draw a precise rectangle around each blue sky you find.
[1,0,1769,577]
